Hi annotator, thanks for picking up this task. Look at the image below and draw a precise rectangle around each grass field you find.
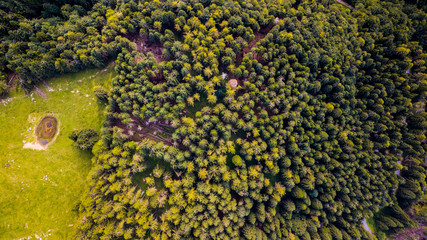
[0,65,116,239]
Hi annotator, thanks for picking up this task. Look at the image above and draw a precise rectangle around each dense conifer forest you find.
[1,0,427,239]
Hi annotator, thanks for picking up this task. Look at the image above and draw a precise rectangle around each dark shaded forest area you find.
[1,0,427,239]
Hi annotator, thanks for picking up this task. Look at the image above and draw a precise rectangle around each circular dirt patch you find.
[36,116,58,146]
[228,79,238,89]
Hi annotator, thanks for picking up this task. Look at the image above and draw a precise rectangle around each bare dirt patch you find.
[127,34,164,63]
[228,79,239,89]
[23,142,46,150]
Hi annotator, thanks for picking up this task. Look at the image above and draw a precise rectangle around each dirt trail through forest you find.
[235,24,274,65]
[112,116,174,146]
[336,0,354,9]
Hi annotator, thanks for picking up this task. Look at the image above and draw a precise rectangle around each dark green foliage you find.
[93,86,109,103]
[0,75,6,96]
[0,0,96,18]
[0,0,119,92]
[69,128,99,151]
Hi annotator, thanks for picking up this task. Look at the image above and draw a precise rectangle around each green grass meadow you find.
[0,66,116,239]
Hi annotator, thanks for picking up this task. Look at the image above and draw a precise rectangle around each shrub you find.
[69,128,99,151]
[93,86,109,103]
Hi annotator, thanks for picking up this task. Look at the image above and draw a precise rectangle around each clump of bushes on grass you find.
[93,86,109,103]
[69,128,99,151]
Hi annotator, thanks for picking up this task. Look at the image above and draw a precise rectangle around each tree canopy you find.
[1,0,426,239]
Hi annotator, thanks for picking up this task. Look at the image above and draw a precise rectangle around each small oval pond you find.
[35,116,58,146]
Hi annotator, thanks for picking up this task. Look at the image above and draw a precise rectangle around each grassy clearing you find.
[0,66,116,239]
